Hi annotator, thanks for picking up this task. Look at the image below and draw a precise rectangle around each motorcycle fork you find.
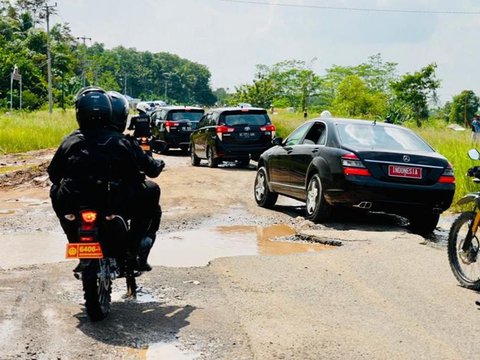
[464,208,480,252]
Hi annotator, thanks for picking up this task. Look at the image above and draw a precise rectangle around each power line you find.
[219,0,480,15]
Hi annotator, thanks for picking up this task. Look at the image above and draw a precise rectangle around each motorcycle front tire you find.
[448,211,480,290]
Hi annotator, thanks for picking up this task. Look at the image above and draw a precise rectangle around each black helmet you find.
[75,86,112,130]
[107,91,129,133]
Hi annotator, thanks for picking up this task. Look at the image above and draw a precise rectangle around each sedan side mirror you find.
[272,137,284,146]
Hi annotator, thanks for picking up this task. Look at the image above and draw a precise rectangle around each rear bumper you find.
[325,176,455,215]
[161,132,191,148]
[216,142,272,160]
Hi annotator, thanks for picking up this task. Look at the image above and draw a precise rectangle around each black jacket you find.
[128,113,152,137]
[48,128,163,214]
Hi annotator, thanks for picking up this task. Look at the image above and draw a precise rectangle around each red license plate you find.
[388,165,422,179]
[140,144,151,151]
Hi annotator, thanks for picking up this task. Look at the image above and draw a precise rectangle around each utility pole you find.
[76,35,92,87]
[45,2,57,114]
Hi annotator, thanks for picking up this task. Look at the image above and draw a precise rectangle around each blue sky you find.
[55,0,480,104]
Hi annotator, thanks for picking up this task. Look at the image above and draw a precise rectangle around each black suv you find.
[189,107,276,167]
[151,106,205,153]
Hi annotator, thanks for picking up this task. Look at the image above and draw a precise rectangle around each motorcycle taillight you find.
[81,210,97,223]
[80,210,97,235]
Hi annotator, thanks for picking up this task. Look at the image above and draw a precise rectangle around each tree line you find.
[1,0,477,127]
[0,0,217,110]
[229,56,477,126]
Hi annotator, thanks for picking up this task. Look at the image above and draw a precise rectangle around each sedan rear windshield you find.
[221,112,270,126]
[337,123,433,152]
[169,110,204,121]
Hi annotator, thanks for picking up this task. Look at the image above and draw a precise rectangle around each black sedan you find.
[254,117,455,235]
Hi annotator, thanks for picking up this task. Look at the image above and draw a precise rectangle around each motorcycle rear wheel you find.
[82,260,112,321]
[448,211,480,290]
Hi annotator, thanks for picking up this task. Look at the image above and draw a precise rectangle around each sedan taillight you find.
[438,165,455,184]
[341,153,371,177]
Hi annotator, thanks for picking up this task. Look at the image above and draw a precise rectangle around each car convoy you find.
[136,103,456,236]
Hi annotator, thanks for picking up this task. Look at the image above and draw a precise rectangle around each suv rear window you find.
[169,110,204,121]
[221,111,270,126]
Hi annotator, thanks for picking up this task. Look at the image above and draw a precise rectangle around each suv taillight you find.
[165,121,179,132]
[216,125,235,140]
[260,124,276,138]
[341,153,371,176]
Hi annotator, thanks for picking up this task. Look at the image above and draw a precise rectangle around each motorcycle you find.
[448,148,480,290]
[65,208,138,321]
[137,135,153,155]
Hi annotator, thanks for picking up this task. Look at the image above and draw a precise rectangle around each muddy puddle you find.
[0,232,66,269]
[0,224,327,269]
[149,224,327,267]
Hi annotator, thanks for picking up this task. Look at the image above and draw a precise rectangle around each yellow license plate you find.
[66,243,103,259]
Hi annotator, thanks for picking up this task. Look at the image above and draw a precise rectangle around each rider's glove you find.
[157,159,165,172]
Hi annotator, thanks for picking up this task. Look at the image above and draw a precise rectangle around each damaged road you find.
[1,149,480,360]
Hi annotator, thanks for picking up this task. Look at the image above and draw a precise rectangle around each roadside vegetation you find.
[0,110,76,154]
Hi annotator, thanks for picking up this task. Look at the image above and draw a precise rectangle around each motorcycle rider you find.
[107,91,163,271]
[128,102,153,137]
[48,87,163,271]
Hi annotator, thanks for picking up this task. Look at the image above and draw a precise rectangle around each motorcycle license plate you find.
[388,165,422,179]
[140,144,151,151]
[66,243,103,259]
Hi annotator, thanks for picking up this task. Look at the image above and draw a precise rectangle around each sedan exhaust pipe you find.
[354,201,372,209]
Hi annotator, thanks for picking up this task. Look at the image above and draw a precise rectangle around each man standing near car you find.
[472,114,480,145]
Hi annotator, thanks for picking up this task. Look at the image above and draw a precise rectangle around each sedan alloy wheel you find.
[254,167,278,208]
[306,174,331,222]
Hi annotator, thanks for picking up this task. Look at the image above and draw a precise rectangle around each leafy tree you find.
[230,75,276,109]
[448,90,479,127]
[332,75,387,118]
[213,88,230,106]
[324,54,398,104]
[390,63,440,126]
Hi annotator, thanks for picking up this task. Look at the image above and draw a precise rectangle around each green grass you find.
[413,126,474,209]
[0,110,77,154]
